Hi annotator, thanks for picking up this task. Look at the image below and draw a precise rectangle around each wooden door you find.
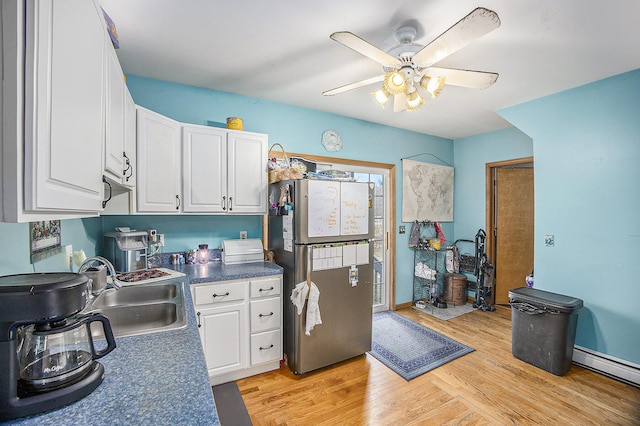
[495,167,534,304]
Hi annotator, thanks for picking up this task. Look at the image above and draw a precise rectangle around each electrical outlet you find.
[158,234,165,246]
[399,226,405,234]
[65,245,73,270]
[240,231,248,239]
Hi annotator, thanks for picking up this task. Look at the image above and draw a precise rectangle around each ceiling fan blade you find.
[323,74,385,96]
[412,7,500,68]
[424,67,498,89]
[330,32,402,68]
[393,93,407,112]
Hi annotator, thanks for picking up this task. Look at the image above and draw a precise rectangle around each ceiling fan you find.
[323,7,501,112]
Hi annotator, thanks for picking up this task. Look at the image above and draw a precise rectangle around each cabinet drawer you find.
[250,297,281,333]
[250,329,281,365]
[249,276,281,298]
[193,281,245,306]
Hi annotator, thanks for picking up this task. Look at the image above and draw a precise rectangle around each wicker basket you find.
[268,143,303,183]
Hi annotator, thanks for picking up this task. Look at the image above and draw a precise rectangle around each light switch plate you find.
[545,235,555,247]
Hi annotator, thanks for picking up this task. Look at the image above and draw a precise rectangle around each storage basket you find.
[268,143,303,183]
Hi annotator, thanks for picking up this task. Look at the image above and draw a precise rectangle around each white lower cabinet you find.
[191,274,282,385]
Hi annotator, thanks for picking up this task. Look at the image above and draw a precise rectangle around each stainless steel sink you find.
[87,281,187,338]
[91,283,178,308]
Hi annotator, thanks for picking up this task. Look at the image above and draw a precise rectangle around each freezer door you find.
[289,243,374,374]
[291,179,374,244]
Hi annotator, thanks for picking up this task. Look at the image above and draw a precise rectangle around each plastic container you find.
[509,287,583,376]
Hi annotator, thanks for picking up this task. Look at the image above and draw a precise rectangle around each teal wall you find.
[497,69,640,364]
[453,127,533,241]
[125,74,454,305]
[0,218,101,276]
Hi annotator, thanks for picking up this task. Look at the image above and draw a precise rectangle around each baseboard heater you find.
[573,345,640,387]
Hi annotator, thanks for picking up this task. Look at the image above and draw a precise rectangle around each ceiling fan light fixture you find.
[406,90,425,111]
[371,87,392,108]
[383,71,407,95]
[420,75,446,98]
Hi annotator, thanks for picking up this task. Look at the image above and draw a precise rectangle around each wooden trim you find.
[485,156,533,304]
[265,151,397,311]
[394,301,413,310]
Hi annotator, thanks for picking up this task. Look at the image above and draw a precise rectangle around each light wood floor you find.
[236,305,640,425]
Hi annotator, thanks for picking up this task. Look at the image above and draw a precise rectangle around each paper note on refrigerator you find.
[340,182,369,236]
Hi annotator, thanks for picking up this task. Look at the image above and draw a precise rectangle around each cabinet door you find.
[122,89,136,187]
[23,0,105,212]
[182,125,226,213]
[198,303,248,376]
[227,131,267,213]
[136,107,181,212]
[104,39,125,184]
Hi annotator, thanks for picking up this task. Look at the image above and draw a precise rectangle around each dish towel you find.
[290,281,309,315]
[305,282,322,336]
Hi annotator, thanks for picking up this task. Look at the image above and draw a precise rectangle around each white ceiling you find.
[98,0,640,140]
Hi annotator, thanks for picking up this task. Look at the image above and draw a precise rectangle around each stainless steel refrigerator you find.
[268,179,374,374]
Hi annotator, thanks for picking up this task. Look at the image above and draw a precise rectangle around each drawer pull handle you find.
[212,292,230,298]
[259,312,274,318]
[197,312,202,328]
[259,286,275,292]
[259,344,274,351]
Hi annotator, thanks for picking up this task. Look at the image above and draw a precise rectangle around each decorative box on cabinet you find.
[191,275,282,385]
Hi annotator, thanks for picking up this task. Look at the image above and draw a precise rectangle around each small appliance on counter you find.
[222,239,264,264]
[103,228,148,273]
[0,273,116,421]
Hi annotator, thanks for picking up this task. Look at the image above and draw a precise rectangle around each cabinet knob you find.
[229,197,233,211]
[222,196,227,211]
[258,312,274,318]
[259,344,274,351]
[175,195,181,210]
[259,287,274,293]
[212,292,230,298]
[196,311,201,328]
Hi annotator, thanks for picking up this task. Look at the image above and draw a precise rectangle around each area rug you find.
[369,311,474,380]
[413,302,477,321]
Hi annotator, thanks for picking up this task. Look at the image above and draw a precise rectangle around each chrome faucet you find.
[78,256,123,294]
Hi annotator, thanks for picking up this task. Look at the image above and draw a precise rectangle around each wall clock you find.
[321,130,343,152]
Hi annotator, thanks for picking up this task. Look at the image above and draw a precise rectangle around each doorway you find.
[486,157,534,305]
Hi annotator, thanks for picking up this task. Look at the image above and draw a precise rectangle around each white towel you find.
[290,281,309,315]
[305,282,322,336]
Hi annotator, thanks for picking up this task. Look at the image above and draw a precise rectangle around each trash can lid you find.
[509,287,583,313]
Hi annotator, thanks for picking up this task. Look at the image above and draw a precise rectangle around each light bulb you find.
[383,71,407,95]
[419,75,446,98]
[406,90,425,111]
[371,87,391,107]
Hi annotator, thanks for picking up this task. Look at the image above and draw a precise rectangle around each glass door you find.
[315,163,390,313]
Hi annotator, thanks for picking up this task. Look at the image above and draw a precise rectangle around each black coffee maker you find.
[0,273,116,421]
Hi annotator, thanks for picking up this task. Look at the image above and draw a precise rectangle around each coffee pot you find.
[0,273,116,421]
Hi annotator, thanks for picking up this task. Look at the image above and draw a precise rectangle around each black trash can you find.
[509,287,583,376]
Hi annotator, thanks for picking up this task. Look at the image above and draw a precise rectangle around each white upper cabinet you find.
[23,0,105,213]
[136,107,182,213]
[104,36,126,184]
[182,124,268,214]
[227,131,268,214]
[123,89,137,187]
[182,125,227,212]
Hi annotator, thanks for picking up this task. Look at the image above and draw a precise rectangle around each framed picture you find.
[30,220,62,263]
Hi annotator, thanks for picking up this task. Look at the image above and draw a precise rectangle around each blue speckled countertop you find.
[6,261,282,425]
[169,260,283,284]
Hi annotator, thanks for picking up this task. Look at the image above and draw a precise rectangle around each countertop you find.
[7,261,283,425]
[169,260,283,284]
